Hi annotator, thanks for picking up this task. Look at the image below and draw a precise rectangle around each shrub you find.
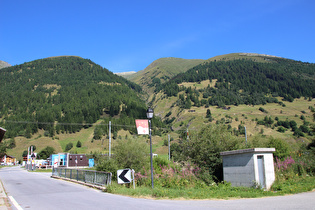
[113,137,149,171]
[135,161,206,188]
[65,142,73,151]
[37,146,55,159]
[267,137,290,160]
[96,157,119,180]
[172,124,242,181]
[277,126,286,133]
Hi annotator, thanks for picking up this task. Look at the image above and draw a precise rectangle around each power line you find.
[3,120,193,132]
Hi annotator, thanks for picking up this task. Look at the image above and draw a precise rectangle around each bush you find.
[65,142,73,151]
[135,160,206,189]
[172,124,242,181]
[96,157,119,180]
[277,126,286,133]
[113,137,149,171]
[267,137,290,160]
[37,146,55,159]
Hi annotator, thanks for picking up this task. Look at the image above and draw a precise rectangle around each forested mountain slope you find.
[159,57,315,106]
[0,56,146,138]
[147,54,314,139]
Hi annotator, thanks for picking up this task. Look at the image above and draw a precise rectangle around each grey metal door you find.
[257,155,265,188]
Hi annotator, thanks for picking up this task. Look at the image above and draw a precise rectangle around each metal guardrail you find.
[52,167,112,186]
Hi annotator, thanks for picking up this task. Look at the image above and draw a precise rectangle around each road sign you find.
[135,119,149,134]
[117,169,131,184]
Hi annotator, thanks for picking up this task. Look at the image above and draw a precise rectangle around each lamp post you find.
[146,107,154,189]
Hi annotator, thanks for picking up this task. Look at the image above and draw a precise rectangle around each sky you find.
[1,0,314,73]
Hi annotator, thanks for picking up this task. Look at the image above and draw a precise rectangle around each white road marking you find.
[9,196,23,210]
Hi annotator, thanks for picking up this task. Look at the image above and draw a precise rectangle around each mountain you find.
[145,53,314,138]
[2,53,315,160]
[0,56,146,139]
[128,57,205,95]
[160,54,314,99]
[0,61,11,69]
[114,71,136,78]
[205,52,283,62]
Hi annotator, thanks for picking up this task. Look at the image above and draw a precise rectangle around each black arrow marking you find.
[119,169,130,183]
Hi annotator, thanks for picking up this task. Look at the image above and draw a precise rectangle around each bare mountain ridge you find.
[0,61,11,69]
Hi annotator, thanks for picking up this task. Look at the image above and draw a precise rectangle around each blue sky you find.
[1,0,314,73]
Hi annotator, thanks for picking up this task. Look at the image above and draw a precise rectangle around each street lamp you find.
[146,107,154,189]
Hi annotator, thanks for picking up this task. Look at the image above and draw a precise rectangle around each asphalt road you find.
[0,166,314,210]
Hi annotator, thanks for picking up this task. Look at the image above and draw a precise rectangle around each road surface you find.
[0,166,314,210]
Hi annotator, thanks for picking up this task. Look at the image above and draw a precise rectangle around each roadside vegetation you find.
[95,124,315,199]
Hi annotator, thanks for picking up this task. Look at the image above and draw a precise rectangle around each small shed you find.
[220,148,275,190]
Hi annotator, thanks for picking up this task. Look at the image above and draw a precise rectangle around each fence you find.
[52,167,112,187]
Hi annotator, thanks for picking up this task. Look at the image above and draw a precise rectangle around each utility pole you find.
[109,121,111,159]
[245,126,247,145]
[168,134,170,161]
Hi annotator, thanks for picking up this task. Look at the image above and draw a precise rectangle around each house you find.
[1,154,17,165]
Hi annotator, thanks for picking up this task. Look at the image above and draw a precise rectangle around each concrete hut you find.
[220,148,275,190]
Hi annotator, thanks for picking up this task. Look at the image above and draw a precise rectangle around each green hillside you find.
[0,56,146,139]
[129,57,205,95]
[148,53,314,143]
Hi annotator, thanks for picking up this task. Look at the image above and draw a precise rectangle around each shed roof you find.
[220,148,275,156]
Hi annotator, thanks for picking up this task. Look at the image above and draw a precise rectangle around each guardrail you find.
[52,167,112,187]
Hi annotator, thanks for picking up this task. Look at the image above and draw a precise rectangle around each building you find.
[50,153,68,167]
[1,154,17,165]
[49,153,89,168]
[220,148,276,190]
[68,154,89,167]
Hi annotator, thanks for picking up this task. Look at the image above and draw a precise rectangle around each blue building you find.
[50,153,68,167]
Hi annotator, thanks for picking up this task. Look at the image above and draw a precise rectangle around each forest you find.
[0,56,148,138]
[158,58,315,107]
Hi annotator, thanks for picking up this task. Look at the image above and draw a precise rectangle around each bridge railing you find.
[52,167,112,186]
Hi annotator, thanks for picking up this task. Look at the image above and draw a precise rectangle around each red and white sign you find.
[135,119,149,135]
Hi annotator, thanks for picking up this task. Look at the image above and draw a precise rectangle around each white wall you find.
[221,148,275,190]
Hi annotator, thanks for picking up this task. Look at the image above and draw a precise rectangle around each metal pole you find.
[27,146,30,170]
[245,126,247,145]
[132,169,135,189]
[149,119,154,189]
[168,134,170,161]
[109,121,111,158]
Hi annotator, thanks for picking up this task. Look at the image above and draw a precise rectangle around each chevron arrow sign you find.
[117,169,131,184]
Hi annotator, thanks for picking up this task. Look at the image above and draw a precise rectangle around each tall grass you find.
[106,176,315,199]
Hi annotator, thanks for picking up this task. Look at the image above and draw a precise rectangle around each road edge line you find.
[8,196,23,210]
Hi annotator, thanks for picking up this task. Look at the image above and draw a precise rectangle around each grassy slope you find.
[129,57,205,95]
[152,88,314,140]
[206,52,283,63]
